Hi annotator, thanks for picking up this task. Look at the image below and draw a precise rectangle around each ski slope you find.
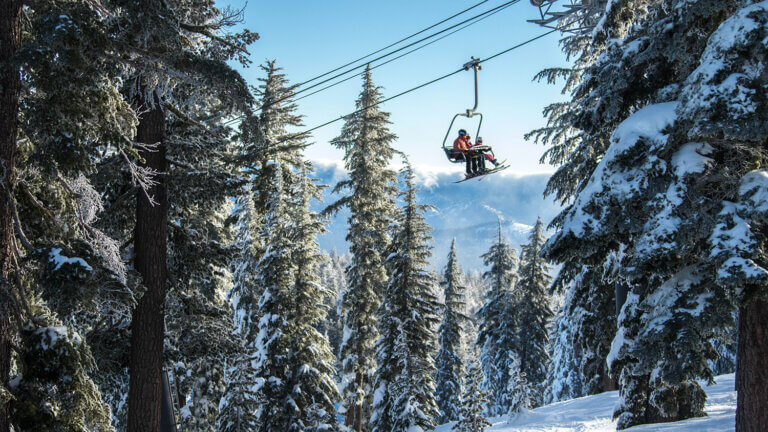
[436,374,736,432]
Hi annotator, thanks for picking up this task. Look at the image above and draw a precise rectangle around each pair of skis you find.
[454,161,509,183]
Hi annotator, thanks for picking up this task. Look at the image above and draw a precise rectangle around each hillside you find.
[436,374,737,432]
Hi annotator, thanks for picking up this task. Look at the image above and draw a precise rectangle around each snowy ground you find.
[436,374,736,432]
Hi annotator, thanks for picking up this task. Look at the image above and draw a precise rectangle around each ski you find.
[454,164,509,183]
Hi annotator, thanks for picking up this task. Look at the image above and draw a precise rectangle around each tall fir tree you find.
[244,163,341,432]
[514,217,554,406]
[476,220,520,417]
[0,2,144,430]
[220,63,340,431]
[435,239,470,423]
[317,250,348,361]
[282,164,341,431]
[325,65,398,432]
[534,0,767,429]
[247,162,298,431]
[102,3,257,430]
[453,350,491,432]
[371,164,440,432]
[239,60,307,227]
[224,60,308,361]
[506,353,535,420]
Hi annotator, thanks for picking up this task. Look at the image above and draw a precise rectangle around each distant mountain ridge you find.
[311,161,562,270]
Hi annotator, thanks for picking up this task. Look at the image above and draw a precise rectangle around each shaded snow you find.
[436,374,736,432]
[48,247,92,271]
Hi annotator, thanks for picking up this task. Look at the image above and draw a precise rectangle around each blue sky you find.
[225,0,570,174]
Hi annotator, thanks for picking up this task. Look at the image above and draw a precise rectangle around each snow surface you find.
[48,247,92,271]
[436,374,737,432]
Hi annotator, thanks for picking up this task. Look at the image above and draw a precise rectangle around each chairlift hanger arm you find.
[462,57,482,115]
[440,56,484,153]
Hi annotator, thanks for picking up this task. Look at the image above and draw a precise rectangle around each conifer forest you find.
[1,0,767,431]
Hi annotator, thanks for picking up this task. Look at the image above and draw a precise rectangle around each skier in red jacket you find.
[453,129,482,175]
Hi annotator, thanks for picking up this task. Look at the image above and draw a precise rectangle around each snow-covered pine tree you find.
[223,60,308,367]
[239,60,308,227]
[534,0,762,429]
[685,3,768,428]
[230,189,261,345]
[514,217,553,406]
[96,3,258,430]
[371,164,440,432]
[281,164,340,431]
[543,263,617,404]
[435,239,470,423]
[453,350,491,432]
[317,250,348,361]
[217,352,260,432]
[0,2,146,430]
[248,163,298,430]
[543,299,583,404]
[476,220,520,416]
[245,162,341,431]
[506,353,535,420]
[325,65,398,432]
[536,1,762,428]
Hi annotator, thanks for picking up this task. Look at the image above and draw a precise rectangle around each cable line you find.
[294,0,492,88]
[293,0,517,105]
[291,29,558,142]
[256,0,522,112]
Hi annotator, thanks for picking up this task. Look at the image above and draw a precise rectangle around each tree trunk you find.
[127,96,167,432]
[736,299,768,432]
[345,372,364,432]
[0,1,22,431]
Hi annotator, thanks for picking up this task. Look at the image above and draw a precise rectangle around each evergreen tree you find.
[435,239,470,423]
[543,301,583,404]
[535,0,766,429]
[224,60,308,365]
[230,189,262,345]
[506,353,535,420]
[371,164,440,432]
[248,163,298,431]
[317,250,348,361]
[476,220,519,417]
[514,217,554,406]
[221,63,340,431]
[245,163,341,432]
[282,164,341,431]
[99,3,257,430]
[453,351,491,432]
[0,2,144,430]
[543,263,617,404]
[325,65,398,432]
[239,60,308,227]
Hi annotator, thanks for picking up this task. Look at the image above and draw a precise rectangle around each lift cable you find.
[294,0,493,88]
[255,0,523,112]
[287,29,558,144]
[293,0,518,105]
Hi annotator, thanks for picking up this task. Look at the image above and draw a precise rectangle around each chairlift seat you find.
[444,147,465,163]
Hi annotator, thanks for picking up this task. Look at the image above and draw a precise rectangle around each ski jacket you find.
[453,136,471,153]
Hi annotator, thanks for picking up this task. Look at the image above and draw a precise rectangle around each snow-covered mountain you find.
[436,373,737,432]
[312,161,562,270]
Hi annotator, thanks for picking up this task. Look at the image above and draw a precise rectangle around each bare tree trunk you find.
[0,1,22,431]
[127,96,167,432]
[736,299,768,432]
